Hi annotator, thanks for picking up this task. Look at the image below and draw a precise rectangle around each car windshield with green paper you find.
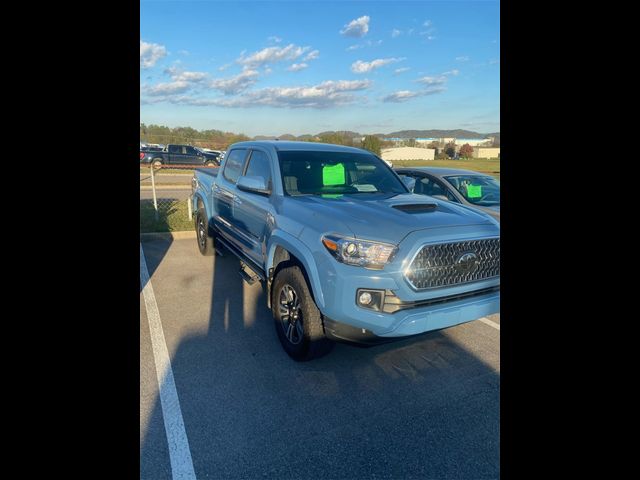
[277,150,406,197]
[444,175,500,206]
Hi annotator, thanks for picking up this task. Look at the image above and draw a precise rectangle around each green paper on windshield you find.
[323,163,345,186]
[467,184,482,198]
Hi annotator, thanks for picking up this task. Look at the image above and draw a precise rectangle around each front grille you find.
[405,238,500,289]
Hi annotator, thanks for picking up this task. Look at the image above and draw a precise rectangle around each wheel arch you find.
[266,234,325,311]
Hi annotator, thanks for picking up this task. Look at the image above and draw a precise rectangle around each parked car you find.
[395,167,500,222]
[191,141,500,361]
[140,144,221,167]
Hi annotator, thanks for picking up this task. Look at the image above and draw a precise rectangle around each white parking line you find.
[478,316,500,331]
[140,243,197,480]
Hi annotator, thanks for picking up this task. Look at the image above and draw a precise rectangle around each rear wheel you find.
[195,208,214,256]
[272,265,334,361]
[205,161,216,167]
[152,159,163,169]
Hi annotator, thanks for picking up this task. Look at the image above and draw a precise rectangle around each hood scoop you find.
[391,203,438,214]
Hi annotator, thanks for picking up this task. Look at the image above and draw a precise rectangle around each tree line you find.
[139,123,493,158]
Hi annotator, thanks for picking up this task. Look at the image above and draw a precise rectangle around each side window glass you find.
[244,150,272,188]
[223,149,247,184]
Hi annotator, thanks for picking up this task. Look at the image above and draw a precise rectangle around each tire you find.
[152,159,163,169]
[272,265,334,361]
[205,161,216,167]
[195,208,214,256]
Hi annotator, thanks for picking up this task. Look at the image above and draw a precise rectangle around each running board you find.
[239,264,260,285]
[215,236,266,283]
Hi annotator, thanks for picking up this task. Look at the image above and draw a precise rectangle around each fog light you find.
[359,292,373,305]
[356,289,385,311]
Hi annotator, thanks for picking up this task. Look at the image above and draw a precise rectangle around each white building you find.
[381,147,435,161]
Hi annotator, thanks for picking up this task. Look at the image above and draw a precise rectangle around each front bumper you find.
[322,287,499,344]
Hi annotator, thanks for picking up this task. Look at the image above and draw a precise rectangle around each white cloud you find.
[351,57,404,73]
[383,90,420,102]
[218,63,232,71]
[417,75,448,86]
[456,56,470,62]
[268,36,282,43]
[238,43,310,67]
[287,63,308,72]
[340,15,370,38]
[304,49,320,61]
[346,40,382,51]
[489,58,499,65]
[423,20,433,27]
[146,81,191,96]
[383,87,445,103]
[442,69,460,76]
[391,29,402,38]
[143,66,208,97]
[164,66,208,83]
[394,67,411,74]
[140,41,167,69]
[177,79,372,109]
[209,69,260,94]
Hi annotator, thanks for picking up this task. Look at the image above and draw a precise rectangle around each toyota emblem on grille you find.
[455,252,479,275]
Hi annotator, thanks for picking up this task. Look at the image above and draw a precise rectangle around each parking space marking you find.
[140,243,196,480]
[478,316,500,331]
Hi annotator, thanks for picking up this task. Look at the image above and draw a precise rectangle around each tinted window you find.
[278,150,406,196]
[444,175,500,206]
[168,145,181,154]
[223,149,247,184]
[184,146,197,155]
[244,150,272,187]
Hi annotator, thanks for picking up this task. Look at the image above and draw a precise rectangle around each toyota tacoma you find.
[191,141,500,360]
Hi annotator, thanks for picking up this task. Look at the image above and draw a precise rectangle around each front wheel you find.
[152,159,163,169]
[205,161,216,167]
[195,208,214,256]
[272,265,334,361]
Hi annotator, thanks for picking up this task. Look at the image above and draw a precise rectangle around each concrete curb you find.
[140,231,196,240]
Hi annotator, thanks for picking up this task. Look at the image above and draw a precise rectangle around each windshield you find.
[444,175,500,206]
[277,150,407,196]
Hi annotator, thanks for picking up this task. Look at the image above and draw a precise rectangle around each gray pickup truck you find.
[191,141,500,361]
[140,144,220,167]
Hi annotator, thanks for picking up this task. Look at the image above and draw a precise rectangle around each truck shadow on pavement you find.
[141,241,500,479]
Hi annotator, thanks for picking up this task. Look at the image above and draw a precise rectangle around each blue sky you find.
[140,0,499,136]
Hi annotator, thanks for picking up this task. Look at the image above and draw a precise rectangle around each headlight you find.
[322,234,397,270]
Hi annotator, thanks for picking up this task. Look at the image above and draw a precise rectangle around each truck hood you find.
[287,193,496,245]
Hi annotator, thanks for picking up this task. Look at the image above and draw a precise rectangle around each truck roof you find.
[229,140,370,154]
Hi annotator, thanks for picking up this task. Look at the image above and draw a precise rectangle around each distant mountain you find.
[315,130,362,138]
[384,129,488,139]
[251,129,499,141]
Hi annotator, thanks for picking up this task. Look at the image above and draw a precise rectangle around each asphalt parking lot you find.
[140,236,500,479]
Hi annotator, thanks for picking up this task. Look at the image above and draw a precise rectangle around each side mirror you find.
[237,175,271,195]
[400,175,416,191]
